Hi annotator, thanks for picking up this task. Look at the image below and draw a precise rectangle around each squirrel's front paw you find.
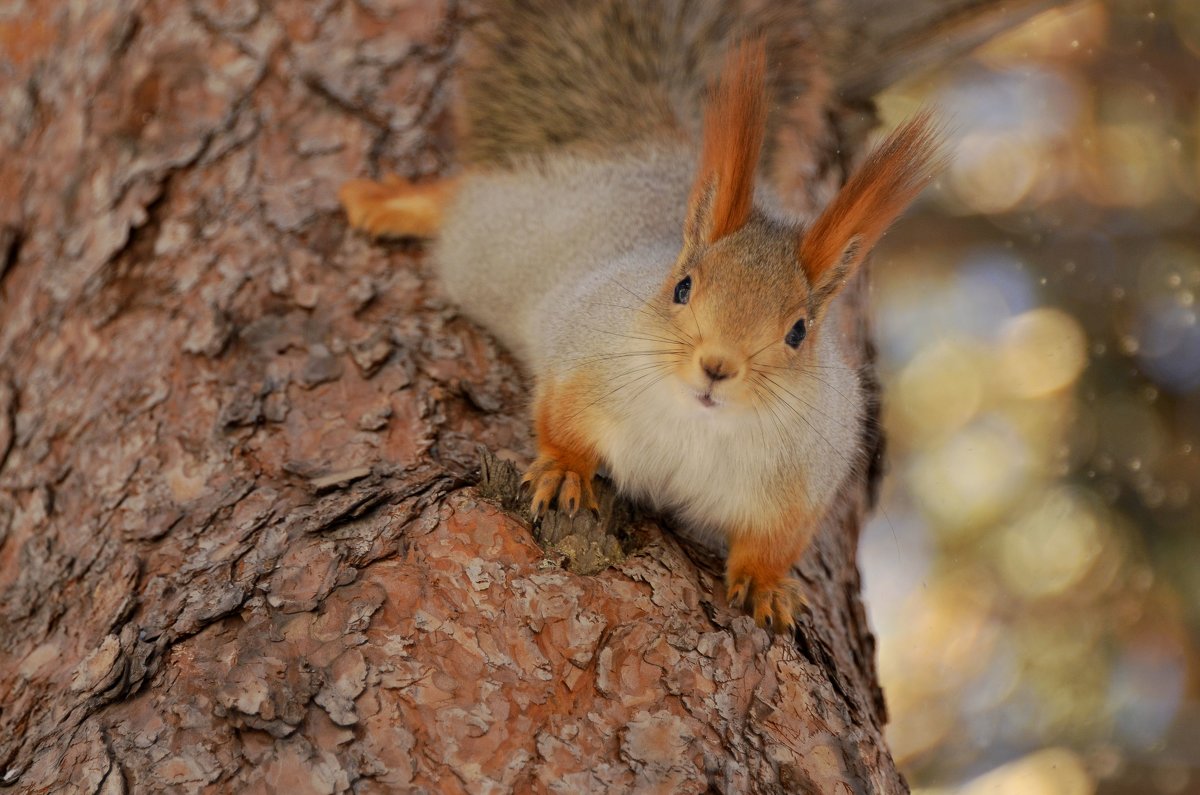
[521,455,599,519]
[726,569,806,635]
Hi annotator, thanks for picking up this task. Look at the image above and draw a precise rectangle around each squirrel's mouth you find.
[679,378,727,410]
[695,387,723,408]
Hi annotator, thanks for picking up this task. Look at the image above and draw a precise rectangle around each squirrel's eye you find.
[785,318,807,348]
[673,275,692,305]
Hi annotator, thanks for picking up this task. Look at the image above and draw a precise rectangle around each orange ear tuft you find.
[800,111,946,298]
[687,40,768,246]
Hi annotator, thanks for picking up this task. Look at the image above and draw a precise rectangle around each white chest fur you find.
[597,376,797,537]
[588,311,864,541]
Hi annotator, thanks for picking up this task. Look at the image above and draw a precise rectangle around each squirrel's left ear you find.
[800,112,946,305]
[683,40,768,250]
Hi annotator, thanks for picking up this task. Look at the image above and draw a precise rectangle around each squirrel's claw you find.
[726,572,805,637]
[522,455,598,520]
[753,589,800,636]
[726,579,750,611]
[528,469,562,520]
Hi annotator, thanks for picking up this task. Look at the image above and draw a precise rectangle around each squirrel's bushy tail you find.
[459,0,825,169]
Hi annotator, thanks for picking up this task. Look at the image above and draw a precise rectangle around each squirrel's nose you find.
[700,356,736,382]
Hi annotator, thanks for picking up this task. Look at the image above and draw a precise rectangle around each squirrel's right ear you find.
[683,40,768,250]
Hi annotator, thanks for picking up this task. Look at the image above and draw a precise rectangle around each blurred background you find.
[863,1,1200,792]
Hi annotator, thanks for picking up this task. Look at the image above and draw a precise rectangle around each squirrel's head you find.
[647,40,944,412]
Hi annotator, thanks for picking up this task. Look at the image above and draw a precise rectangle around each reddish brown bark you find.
[0,1,1058,792]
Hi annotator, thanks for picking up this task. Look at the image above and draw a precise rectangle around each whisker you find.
[620,371,670,410]
[756,372,860,435]
[560,363,669,424]
[796,370,857,407]
[586,300,696,346]
[599,278,700,346]
[605,280,680,326]
[754,361,858,373]
[578,324,690,348]
[756,379,863,479]
[756,375,904,564]
[554,350,686,379]
[751,364,857,408]
[558,348,686,365]
[746,338,777,362]
[750,381,819,517]
[605,278,660,309]
[587,360,675,383]
[687,301,704,340]
[746,381,782,464]
[757,379,840,461]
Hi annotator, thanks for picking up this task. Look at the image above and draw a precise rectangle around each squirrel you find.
[339,1,943,633]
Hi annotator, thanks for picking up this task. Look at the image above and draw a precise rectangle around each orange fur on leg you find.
[522,377,602,519]
[725,523,813,633]
[339,175,460,239]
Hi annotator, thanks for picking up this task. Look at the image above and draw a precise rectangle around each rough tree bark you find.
[0,1,1057,793]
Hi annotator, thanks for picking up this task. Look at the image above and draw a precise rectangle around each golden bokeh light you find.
[1081,123,1172,208]
[863,2,1200,791]
[997,308,1089,398]
[957,748,1094,795]
[908,420,1031,533]
[996,488,1106,599]
[947,132,1043,214]
[897,339,987,439]
[882,576,1002,762]
[977,1,1109,64]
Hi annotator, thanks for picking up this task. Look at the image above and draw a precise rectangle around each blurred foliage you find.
[864,1,1200,792]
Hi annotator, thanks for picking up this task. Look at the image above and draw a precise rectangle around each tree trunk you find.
[0,1,1056,793]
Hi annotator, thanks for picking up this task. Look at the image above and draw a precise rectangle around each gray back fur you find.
[435,145,694,367]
